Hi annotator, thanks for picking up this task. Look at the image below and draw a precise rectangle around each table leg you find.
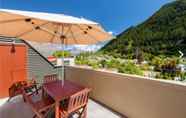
[55,102,60,118]
[42,87,45,98]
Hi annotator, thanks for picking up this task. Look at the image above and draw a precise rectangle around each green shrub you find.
[99,60,107,68]
[75,55,89,65]
[156,72,175,80]
[154,57,181,80]
[118,62,143,76]
[105,58,121,69]
[150,56,164,71]
[87,61,99,69]
[180,58,186,65]
[180,72,186,81]
[75,59,89,65]
[53,50,71,58]
[139,64,150,71]
[75,52,94,65]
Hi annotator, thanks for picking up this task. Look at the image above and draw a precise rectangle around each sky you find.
[0,0,173,35]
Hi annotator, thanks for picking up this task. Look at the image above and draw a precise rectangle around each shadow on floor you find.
[0,96,123,118]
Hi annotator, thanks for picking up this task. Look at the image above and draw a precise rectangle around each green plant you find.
[179,72,186,81]
[106,58,121,69]
[53,50,71,58]
[155,57,181,80]
[87,61,99,69]
[99,60,107,68]
[156,72,174,80]
[151,56,164,71]
[75,52,94,65]
[118,62,143,76]
[139,64,150,71]
[180,58,186,65]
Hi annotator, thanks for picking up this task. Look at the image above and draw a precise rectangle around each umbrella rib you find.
[75,24,101,44]
[15,22,50,38]
[65,29,97,44]
[63,25,86,39]
[63,25,73,45]
[85,24,107,34]
[70,28,79,44]
[87,33,101,43]
[65,30,82,38]
[64,24,72,36]
[64,27,68,45]
[59,24,64,44]
[61,24,64,35]
[0,18,25,24]
[39,26,60,37]
[49,23,60,43]
[49,33,56,43]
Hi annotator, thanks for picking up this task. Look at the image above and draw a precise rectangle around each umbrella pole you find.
[61,38,65,86]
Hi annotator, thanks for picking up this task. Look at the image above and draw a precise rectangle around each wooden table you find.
[43,80,85,118]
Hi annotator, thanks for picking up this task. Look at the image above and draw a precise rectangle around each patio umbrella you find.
[0,9,112,82]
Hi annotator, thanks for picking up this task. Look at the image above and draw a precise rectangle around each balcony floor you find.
[0,96,122,118]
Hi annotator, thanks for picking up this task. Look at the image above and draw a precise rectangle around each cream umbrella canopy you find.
[0,9,112,81]
[0,9,112,44]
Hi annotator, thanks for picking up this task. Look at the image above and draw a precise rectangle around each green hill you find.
[102,0,186,60]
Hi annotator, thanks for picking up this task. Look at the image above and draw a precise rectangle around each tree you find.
[53,51,71,58]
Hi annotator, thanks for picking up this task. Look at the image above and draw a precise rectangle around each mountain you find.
[102,0,186,59]
[28,41,104,57]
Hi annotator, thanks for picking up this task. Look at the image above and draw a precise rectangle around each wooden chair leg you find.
[79,106,87,118]
[82,105,87,118]
[33,114,44,118]
[33,114,37,118]
[42,88,44,98]
[34,85,39,94]
[55,102,60,118]
[23,96,26,102]
[7,98,11,102]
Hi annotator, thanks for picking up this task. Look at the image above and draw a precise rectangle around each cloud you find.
[108,31,113,35]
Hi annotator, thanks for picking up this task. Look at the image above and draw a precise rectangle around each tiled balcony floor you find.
[0,96,122,118]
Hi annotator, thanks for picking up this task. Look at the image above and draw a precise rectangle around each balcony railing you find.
[65,66,186,118]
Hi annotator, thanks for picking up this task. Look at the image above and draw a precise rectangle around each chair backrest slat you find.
[22,87,35,105]
[67,88,90,112]
[43,74,58,84]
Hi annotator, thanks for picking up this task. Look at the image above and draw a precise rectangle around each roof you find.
[0,9,98,25]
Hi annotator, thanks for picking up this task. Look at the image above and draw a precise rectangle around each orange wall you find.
[0,43,27,98]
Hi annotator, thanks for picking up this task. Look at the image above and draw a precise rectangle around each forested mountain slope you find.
[102,0,186,59]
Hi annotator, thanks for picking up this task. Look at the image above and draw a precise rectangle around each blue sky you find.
[0,0,172,35]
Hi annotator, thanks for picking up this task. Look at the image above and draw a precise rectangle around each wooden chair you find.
[22,85,55,118]
[8,79,38,102]
[43,74,58,84]
[59,88,91,118]
[42,74,59,99]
